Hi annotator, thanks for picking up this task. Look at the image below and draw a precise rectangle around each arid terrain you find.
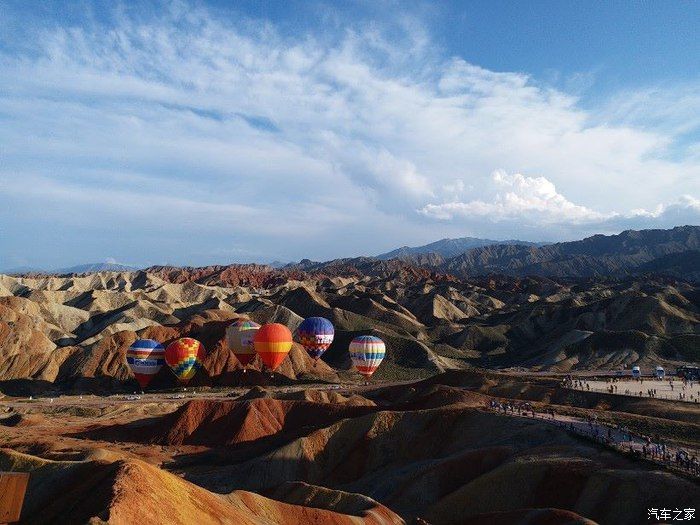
[2,0,699,515]
[1,228,699,524]
[1,258,699,397]
[1,372,699,524]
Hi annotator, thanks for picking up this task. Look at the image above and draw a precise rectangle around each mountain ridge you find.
[438,225,700,279]
[2,262,139,275]
[376,236,546,260]
[7,226,700,282]
[290,225,700,282]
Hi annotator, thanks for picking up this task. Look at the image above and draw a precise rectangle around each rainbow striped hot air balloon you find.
[126,339,165,389]
[226,319,260,367]
[296,317,334,362]
[253,323,293,371]
[349,335,385,378]
[165,337,205,384]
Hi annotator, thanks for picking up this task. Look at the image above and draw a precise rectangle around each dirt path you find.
[487,402,700,478]
[0,379,413,412]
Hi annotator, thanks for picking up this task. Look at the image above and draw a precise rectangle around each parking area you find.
[566,376,700,403]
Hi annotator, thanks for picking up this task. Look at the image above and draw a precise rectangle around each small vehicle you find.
[123,395,141,401]
[167,394,187,400]
[631,366,641,378]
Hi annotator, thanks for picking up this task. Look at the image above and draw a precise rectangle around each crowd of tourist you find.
[486,398,700,477]
[562,375,699,402]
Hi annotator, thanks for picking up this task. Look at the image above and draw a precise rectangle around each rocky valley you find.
[1,227,699,524]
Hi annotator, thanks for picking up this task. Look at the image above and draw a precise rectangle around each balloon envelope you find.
[254,323,293,371]
[165,337,205,384]
[126,339,165,389]
[349,335,385,378]
[226,319,260,366]
[296,317,334,360]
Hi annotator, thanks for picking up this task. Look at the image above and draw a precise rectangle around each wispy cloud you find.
[0,2,698,265]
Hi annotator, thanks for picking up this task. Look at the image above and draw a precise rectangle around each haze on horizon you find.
[1,0,699,270]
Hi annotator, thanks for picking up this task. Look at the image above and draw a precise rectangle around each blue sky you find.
[1,1,699,269]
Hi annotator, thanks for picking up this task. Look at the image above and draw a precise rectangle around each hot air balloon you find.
[165,337,205,384]
[226,319,260,367]
[253,323,293,371]
[349,335,385,378]
[126,339,165,389]
[296,317,334,363]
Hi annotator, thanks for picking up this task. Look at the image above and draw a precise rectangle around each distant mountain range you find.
[1,266,44,275]
[292,225,700,281]
[376,237,546,260]
[437,225,700,280]
[58,263,138,274]
[4,226,699,281]
[2,262,138,275]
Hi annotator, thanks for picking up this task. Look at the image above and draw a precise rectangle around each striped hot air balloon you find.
[226,319,260,367]
[349,335,385,378]
[296,317,334,361]
[253,323,293,371]
[165,337,205,384]
[126,339,165,389]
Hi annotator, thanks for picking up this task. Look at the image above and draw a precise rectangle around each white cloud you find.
[596,83,700,138]
[420,170,700,239]
[0,3,698,265]
[621,195,700,227]
[420,171,610,223]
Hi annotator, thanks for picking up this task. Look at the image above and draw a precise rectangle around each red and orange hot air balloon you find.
[165,337,205,384]
[253,323,293,371]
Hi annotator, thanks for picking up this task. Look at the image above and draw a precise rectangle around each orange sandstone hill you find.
[1,371,698,524]
[0,448,401,525]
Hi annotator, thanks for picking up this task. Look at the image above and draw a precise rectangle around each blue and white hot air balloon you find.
[126,339,165,389]
[296,317,335,362]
